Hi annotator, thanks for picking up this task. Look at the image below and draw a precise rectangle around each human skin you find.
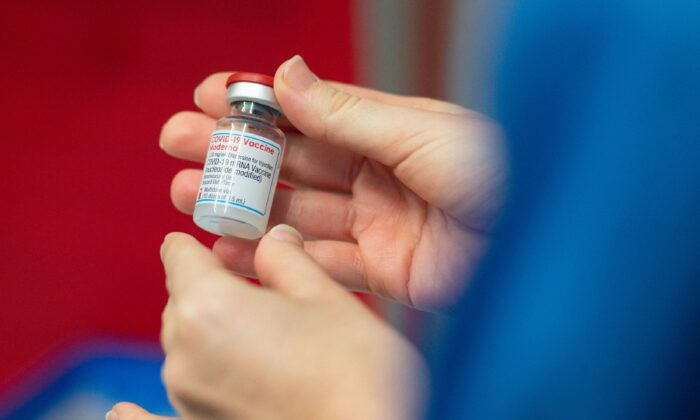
[162,55,505,312]
[110,227,428,420]
[110,55,505,419]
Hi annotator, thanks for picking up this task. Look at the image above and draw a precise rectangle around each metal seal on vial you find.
[226,72,281,114]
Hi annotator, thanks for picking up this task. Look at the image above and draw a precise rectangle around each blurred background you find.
[0,0,462,417]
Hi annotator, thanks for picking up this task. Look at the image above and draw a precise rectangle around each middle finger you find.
[160,111,360,193]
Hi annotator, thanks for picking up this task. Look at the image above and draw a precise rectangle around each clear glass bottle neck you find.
[229,101,280,126]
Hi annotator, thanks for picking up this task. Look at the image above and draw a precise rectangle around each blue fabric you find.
[429,1,700,418]
[0,340,175,419]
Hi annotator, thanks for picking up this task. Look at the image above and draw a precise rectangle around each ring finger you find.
[171,168,355,242]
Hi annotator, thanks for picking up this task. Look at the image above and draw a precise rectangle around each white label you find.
[196,130,281,216]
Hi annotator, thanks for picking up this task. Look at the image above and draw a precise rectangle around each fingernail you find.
[193,84,201,108]
[105,410,118,420]
[160,234,171,261]
[282,55,317,91]
[158,118,168,150]
[268,224,303,245]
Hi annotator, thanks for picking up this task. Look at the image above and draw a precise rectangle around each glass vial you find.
[193,72,286,239]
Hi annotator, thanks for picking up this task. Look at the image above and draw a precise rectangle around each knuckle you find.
[159,324,173,352]
[164,272,177,295]
[162,356,224,419]
[161,300,172,326]
[325,89,362,124]
[160,301,174,341]
[159,323,168,344]
[175,297,206,333]
[284,190,304,226]
[344,201,359,239]
[162,356,192,398]
[175,292,226,339]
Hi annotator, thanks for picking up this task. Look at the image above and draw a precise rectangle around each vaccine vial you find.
[193,72,286,239]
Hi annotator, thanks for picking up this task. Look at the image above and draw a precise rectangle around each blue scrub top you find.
[429,1,700,418]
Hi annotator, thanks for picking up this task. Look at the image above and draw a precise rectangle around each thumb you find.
[274,55,456,169]
[108,402,177,419]
[254,224,347,301]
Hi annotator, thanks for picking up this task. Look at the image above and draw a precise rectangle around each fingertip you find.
[255,225,299,279]
[274,55,317,124]
[281,55,317,91]
[159,111,214,162]
[274,56,288,81]
[255,224,304,274]
[255,224,344,300]
[212,235,258,276]
[111,401,131,411]
[194,72,231,117]
[158,113,176,151]
[110,401,141,417]
[160,232,192,262]
[164,231,195,247]
[162,232,234,296]
[193,84,201,108]
[267,224,304,246]
[170,168,200,215]
[274,55,299,83]
[110,401,173,419]
[198,71,229,89]
[158,112,182,154]
[163,231,189,243]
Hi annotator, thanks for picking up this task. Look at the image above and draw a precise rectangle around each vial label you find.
[196,130,281,216]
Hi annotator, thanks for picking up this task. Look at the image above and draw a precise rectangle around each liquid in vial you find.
[193,72,286,239]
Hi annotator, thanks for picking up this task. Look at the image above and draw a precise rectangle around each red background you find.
[0,0,355,395]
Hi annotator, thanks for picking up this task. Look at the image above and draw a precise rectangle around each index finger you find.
[193,72,230,118]
[160,232,254,298]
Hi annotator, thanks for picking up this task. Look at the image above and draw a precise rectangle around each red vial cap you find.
[226,72,274,88]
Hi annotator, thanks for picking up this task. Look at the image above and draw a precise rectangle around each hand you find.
[160,55,506,310]
[109,226,428,420]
